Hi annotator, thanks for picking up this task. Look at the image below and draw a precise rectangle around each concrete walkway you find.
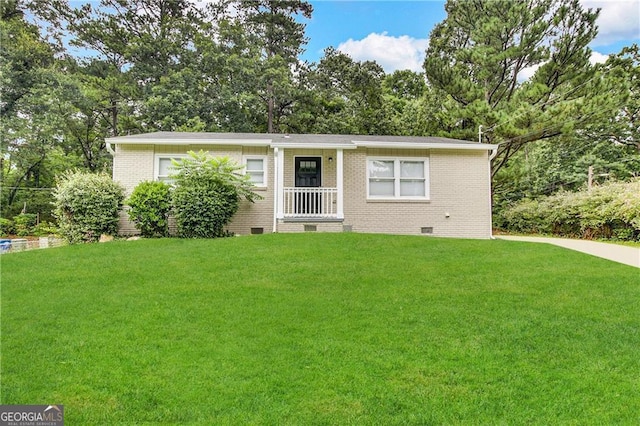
[497,236,640,269]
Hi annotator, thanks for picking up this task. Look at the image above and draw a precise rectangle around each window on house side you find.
[367,158,429,199]
[156,156,187,183]
[244,156,267,187]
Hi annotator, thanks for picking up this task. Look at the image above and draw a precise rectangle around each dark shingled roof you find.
[106,131,498,150]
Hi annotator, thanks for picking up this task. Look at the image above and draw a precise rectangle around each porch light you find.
[328,157,333,163]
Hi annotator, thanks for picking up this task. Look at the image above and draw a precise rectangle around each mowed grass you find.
[2,233,639,424]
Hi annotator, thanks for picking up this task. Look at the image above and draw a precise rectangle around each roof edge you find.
[270,142,357,149]
[107,137,272,146]
[353,140,499,150]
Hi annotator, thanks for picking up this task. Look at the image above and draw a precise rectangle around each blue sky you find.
[299,0,640,73]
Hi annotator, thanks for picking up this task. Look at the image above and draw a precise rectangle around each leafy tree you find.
[585,45,640,152]
[0,2,82,218]
[0,0,56,117]
[493,44,640,208]
[424,0,603,175]
[383,70,426,100]
[290,48,390,134]
[54,0,207,135]
[380,70,450,137]
[171,151,261,238]
[217,0,313,133]
[64,0,203,85]
[193,17,267,132]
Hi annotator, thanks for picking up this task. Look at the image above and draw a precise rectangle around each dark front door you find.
[295,157,321,214]
[295,157,321,187]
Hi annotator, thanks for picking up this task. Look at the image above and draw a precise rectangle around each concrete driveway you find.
[497,236,640,269]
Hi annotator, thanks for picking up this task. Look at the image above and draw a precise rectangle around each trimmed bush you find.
[498,179,640,241]
[127,181,172,237]
[13,213,38,236]
[53,171,125,244]
[171,151,261,238]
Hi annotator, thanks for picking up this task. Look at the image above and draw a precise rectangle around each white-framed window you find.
[243,155,268,187]
[367,157,430,199]
[155,154,188,183]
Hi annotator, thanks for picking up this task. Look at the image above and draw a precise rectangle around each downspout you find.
[105,141,116,156]
[489,146,498,162]
[488,146,498,239]
[273,147,279,233]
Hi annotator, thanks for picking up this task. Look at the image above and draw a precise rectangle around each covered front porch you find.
[272,140,353,223]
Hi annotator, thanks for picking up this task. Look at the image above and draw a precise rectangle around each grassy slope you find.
[2,234,639,424]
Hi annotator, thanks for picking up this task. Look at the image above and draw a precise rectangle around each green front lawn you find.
[2,234,639,424]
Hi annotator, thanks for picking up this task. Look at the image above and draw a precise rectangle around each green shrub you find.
[53,171,125,244]
[498,179,640,241]
[13,213,38,236]
[0,218,15,236]
[32,221,59,237]
[171,151,261,238]
[127,181,172,237]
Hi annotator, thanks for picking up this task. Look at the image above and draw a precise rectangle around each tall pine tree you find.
[424,0,603,175]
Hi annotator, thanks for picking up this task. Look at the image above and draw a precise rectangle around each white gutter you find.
[106,137,272,146]
[353,140,499,151]
[270,142,357,150]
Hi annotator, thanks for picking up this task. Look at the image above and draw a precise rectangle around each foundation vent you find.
[421,227,434,234]
[250,227,264,235]
[304,224,317,232]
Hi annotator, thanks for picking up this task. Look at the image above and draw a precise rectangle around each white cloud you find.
[519,63,543,82]
[337,32,429,73]
[517,51,608,82]
[581,0,640,46]
[589,50,610,64]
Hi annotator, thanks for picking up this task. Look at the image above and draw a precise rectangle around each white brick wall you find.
[113,144,492,239]
[113,144,275,236]
[340,148,492,239]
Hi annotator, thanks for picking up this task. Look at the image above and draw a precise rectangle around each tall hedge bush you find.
[171,151,261,238]
[497,179,640,241]
[53,171,125,243]
[127,181,172,237]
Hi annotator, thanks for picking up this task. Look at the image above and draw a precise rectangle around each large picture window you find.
[368,158,429,199]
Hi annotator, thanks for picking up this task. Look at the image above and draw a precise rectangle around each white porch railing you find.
[283,187,338,218]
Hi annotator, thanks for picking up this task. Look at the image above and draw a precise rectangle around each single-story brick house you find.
[106,132,498,238]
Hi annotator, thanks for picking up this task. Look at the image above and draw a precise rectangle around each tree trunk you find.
[267,82,274,133]
[111,97,118,137]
